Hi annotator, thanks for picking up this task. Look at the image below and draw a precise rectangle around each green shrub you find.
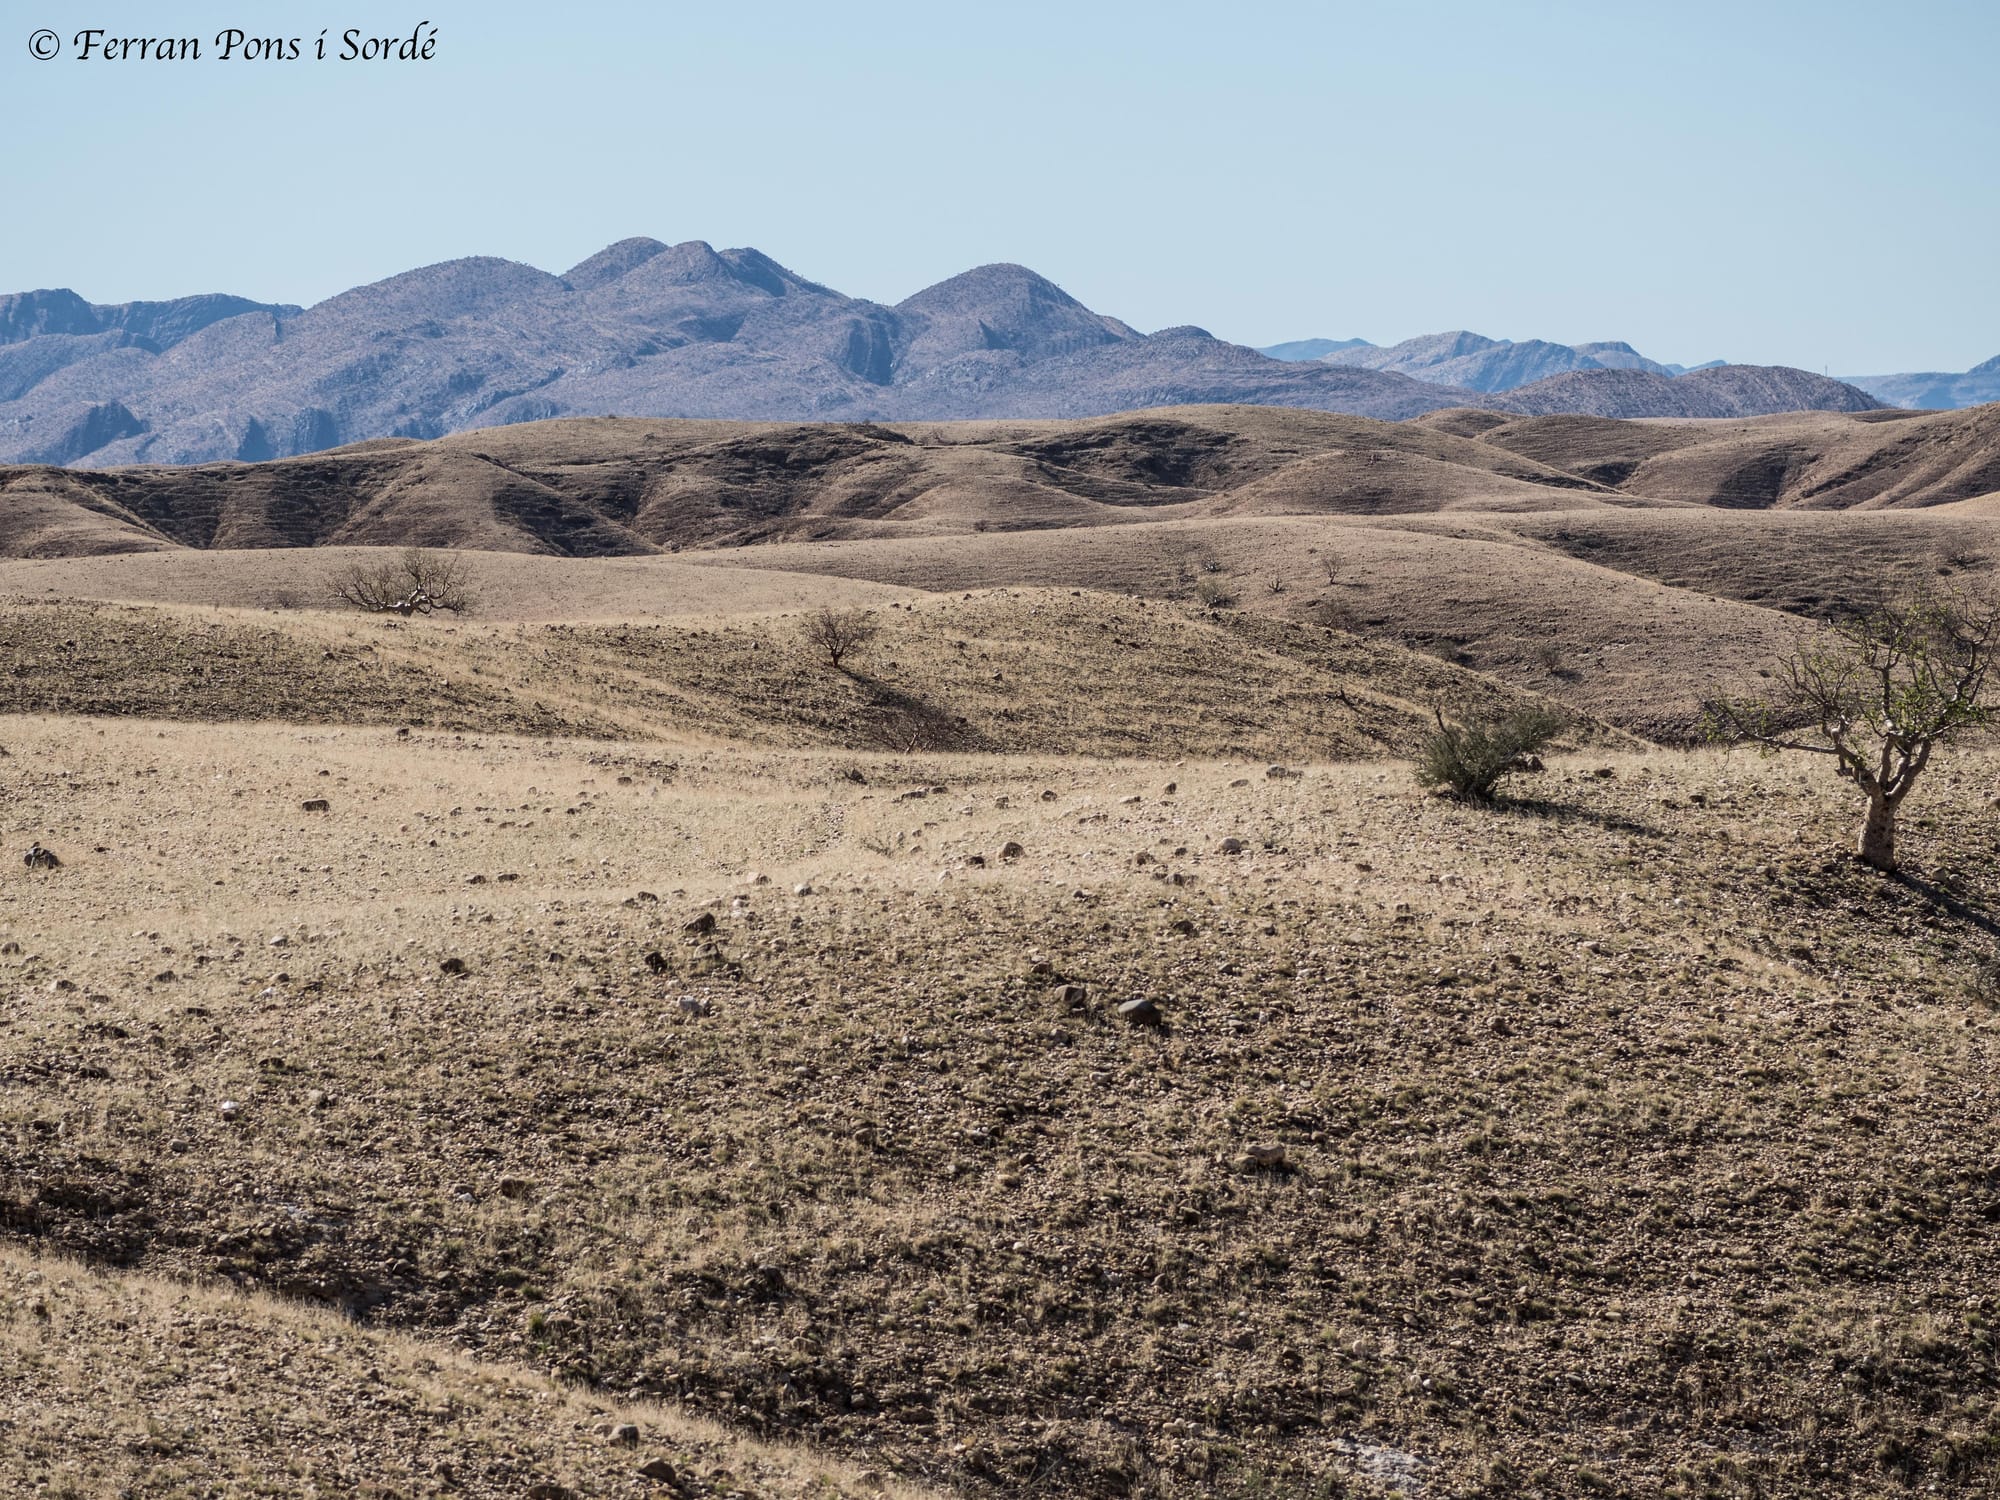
[1415,705,1563,802]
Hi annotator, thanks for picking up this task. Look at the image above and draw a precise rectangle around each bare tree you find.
[802,606,881,671]
[328,548,480,617]
[1705,591,2000,871]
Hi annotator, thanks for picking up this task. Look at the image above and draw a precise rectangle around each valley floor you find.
[4,717,2000,1496]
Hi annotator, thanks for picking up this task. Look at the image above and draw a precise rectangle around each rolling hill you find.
[4,403,1995,566]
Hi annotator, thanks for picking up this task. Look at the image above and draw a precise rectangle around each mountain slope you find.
[0,246,1892,466]
[1847,354,2000,411]
[1493,364,1886,419]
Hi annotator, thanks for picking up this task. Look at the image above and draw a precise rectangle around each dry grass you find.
[0,588,1616,760]
[5,714,2000,1496]
[0,1241,942,1500]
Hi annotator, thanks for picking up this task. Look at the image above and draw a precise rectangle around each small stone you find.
[644,951,670,974]
[464,873,488,885]
[676,996,711,1018]
[1056,983,1088,1006]
[439,957,468,976]
[22,843,60,870]
[497,1176,535,1201]
[793,882,813,896]
[300,798,331,813]
[605,1422,640,1446]
[268,935,289,948]
[1169,918,1195,935]
[1040,790,1057,802]
[1119,794,1141,805]
[218,1100,242,1122]
[1229,777,1250,788]
[1218,837,1245,854]
[1245,1143,1287,1167]
[682,913,717,936]
[637,1458,680,1484]
[1163,782,1177,795]
[634,890,659,903]
[744,871,771,886]
[305,1089,328,1110]
[1116,998,1162,1025]
[1265,765,1293,780]
[999,841,1025,860]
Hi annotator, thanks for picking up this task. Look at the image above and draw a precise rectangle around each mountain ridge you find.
[0,242,1889,467]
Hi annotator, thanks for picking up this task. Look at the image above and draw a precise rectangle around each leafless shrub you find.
[328,548,479,617]
[802,607,881,671]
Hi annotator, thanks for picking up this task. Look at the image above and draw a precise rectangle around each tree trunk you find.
[1857,793,1896,871]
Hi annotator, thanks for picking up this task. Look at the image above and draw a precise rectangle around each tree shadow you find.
[1890,869,2000,940]
[844,672,987,753]
[1487,795,1668,840]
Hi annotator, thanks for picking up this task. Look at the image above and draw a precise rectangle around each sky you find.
[4,0,1995,373]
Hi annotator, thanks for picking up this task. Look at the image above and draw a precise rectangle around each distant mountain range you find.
[0,241,1902,468]
[1262,329,2000,412]
[1844,357,2000,411]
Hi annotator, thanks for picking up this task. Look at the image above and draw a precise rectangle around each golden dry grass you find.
[5,714,2000,1497]
[0,1240,943,1500]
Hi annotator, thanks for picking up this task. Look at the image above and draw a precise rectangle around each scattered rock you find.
[1242,1143,1287,1169]
[682,913,717,936]
[464,874,488,885]
[793,882,813,896]
[22,843,61,870]
[601,1422,640,1446]
[1119,794,1141,805]
[1218,838,1245,855]
[218,1100,242,1122]
[439,957,468,976]
[1229,777,1250,788]
[1163,782,1177,795]
[637,1458,680,1484]
[999,841,1025,860]
[1116,998,1162,1025]
[300,798,330,813]
[1040,789,1057,802]
[1056,983,1088,1006]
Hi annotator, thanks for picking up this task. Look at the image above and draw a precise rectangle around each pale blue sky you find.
[4,0,1994,372]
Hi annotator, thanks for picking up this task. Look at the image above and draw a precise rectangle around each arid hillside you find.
[5,404,2000,567]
